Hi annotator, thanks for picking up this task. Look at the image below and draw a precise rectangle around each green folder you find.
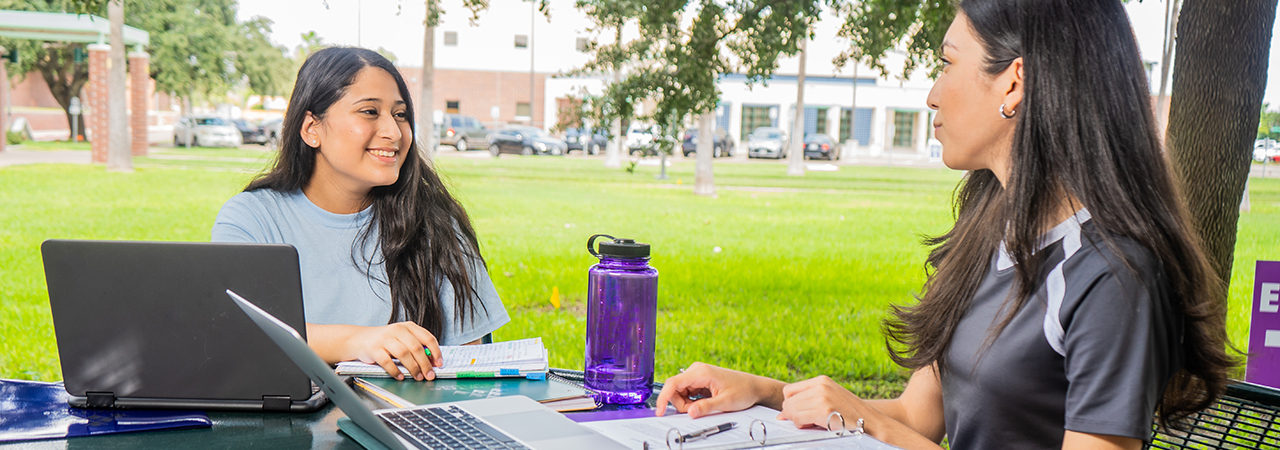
[358,376,589,405]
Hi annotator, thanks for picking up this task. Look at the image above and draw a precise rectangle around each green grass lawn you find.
[2,155,1277,399]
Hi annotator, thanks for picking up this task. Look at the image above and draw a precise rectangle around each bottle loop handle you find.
[587,234,616,258]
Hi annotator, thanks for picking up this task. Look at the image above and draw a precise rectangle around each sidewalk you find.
[0,149,91,168]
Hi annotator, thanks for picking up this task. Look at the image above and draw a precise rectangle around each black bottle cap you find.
[588,234,650,258]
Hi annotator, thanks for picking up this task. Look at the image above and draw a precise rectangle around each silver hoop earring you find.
[999,103,1016,119]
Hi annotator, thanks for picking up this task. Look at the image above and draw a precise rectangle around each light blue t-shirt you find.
[211,188,509,345]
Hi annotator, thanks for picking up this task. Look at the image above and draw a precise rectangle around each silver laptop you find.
[227,289,627,450]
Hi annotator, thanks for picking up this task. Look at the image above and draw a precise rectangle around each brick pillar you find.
[128,51,149,156]
[0,54,8,154]
[87,44,110,164]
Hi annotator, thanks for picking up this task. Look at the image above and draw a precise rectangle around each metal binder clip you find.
[748,419,767,445]
[827,412,847,436]
[666,428,684,450]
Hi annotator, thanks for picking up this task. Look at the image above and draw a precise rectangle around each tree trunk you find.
[787,37,807,176]
[1154,0,1182,132]
[107,0,132,172]
[1166,0,1277,294]
[420,21,436,164]
[604,25,624,169]
[35,48,90,142]
[694,111,715,196]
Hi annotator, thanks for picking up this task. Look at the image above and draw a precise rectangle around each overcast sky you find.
[237,0,1280,108]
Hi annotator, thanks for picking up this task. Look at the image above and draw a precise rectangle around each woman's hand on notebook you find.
[308,322,443,381]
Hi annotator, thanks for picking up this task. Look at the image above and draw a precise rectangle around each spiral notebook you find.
[335,337,549,379]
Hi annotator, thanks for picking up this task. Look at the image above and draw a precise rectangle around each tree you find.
[573,0,826,192]
[0,0,291,139]
[837,0,1278,304]
[107,0,129,171]
[415,0,500,160]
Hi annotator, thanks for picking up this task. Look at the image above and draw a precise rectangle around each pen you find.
[678,422,736,443]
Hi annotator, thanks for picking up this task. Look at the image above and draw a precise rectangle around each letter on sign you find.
[1264,283,1280,313]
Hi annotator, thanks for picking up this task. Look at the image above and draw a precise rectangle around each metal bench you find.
[1150,382,1280,449]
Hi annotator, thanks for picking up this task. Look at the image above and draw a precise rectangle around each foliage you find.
[571,0,826,153]
[834,0,954,79]
[1,0,291,103]
[1259,104,1280,140]
[6,130,25,145]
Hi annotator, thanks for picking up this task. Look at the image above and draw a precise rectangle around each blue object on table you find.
[0,379,211,442]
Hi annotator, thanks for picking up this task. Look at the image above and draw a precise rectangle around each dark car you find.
[680,128,735,158]
[230,119,269,145]
[437,114,490,151]
[487,126,568,156]
[802,133,839,160]
[564,127,609,155]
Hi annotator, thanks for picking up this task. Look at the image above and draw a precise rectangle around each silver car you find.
[173,115,242,148]
[747,127,787,159]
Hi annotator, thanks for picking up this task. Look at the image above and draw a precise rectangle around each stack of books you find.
[336,337,550,379]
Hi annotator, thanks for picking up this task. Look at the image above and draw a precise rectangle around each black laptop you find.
[42,240,327,412]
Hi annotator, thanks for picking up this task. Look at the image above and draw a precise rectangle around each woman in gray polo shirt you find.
[212,48,508,382]
[656,0,1233,449]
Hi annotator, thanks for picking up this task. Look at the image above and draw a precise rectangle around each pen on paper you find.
[679,422,736,443]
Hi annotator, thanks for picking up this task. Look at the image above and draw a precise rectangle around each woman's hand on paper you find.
[347,322,444,381]
[655,362,786,419]
[778,375,869,428]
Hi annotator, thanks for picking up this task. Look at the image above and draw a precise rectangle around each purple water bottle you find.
[584,234,658,404]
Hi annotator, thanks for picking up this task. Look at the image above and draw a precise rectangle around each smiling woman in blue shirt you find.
[212,47,508,383]
[654,0,1235,449]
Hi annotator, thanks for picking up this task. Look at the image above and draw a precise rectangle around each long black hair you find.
[247,47,488,338]
[883,0,1234,428]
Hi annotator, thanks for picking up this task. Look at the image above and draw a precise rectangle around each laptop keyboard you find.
[380,405,530,450]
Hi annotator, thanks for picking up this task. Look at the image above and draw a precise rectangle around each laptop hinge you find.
[86,391,115,408]
[262,395,292,411]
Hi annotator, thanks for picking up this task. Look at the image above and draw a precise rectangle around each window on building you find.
[741,106,775,141]
[514,35,528,49]
[576,37,589,52]
[840,108,872,145]
[893,110,916,148]
[814,108,828,135]
[444,31,458,46]
[446,101,460,114]
[516,102,531,118]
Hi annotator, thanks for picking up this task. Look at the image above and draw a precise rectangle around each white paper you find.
[581,405,829,449]
[334,337,548,377]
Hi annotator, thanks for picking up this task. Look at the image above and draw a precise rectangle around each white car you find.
[1255,139,1280,163]
[173,115,243,148]
[625,123,658,156]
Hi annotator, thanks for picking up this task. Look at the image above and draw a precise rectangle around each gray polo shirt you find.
[211,188,509,345]
[942,209,1181,449]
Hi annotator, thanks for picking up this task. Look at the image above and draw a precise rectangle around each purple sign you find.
[1247,261,1280,388]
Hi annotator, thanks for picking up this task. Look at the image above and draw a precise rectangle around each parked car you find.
[626,123,660,156]
[173,115,241,147]
[230,119,269,146]
[437,114,490,151]
[564,127,609,155]
[487,126,567,156]
[1255,139,1280,162]
[802,133,839,160]
[260,117,283,148]
[680,127,735,158]
[746,127,787,159]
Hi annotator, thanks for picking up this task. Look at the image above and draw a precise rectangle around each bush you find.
[6,130,25,145]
